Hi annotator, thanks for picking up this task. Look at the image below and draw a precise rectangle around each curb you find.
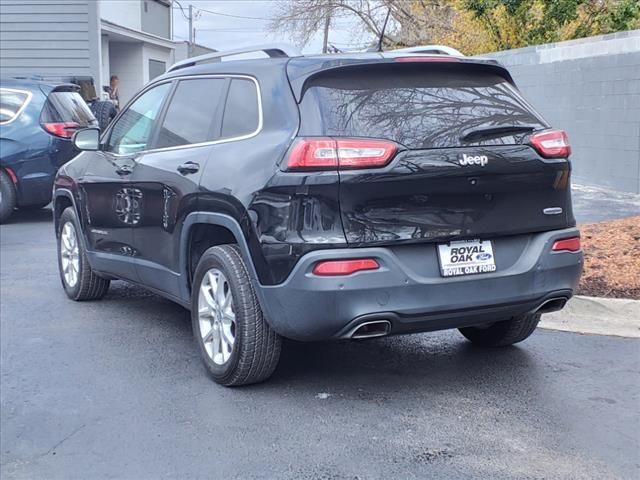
[539,295,640,338]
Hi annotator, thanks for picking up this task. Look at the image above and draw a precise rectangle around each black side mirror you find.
[72,127,101,151]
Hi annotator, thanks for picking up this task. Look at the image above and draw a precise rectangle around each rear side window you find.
[221,79,260,139]
[299,67,546,149]
[155,78,226,149]
[41,91,96,127]
[0,89,30,123]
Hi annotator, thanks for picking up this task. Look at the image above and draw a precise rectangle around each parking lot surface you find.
[1,209,639,479]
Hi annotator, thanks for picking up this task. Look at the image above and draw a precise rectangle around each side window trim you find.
[102,74,262,155]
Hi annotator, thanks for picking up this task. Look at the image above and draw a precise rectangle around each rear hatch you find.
[293,60,574,246]
[39,84,97,166]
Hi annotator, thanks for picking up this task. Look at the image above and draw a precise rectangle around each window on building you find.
[107,82,171,154]
[155,78,226,149]
[221,79,260,139]
[149,60,166,80]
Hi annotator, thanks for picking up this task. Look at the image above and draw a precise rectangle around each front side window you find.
[107,82,171,155]
[0,89,30,124]
[155,78,225,149]
[221,79,260,139]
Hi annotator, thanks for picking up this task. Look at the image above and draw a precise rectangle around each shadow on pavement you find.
[87,273,537,393]
[271,334,534,390]
[5,207,52,224]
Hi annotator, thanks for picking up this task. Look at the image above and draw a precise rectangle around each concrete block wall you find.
[485,30,640,194]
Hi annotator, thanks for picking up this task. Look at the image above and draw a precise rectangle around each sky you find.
[171,0,372,54]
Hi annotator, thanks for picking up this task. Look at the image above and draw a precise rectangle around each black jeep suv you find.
[54,45,583,386]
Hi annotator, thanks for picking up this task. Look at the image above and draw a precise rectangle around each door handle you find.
[115,164,133,176]
[177,161,200,175]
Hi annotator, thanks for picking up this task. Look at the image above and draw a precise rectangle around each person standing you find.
[109,75,120,110]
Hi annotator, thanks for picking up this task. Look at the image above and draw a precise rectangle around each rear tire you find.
[191,244,281,386]
[458,313,541,347]
[57,207,110,301]
[0,170,16,224]
[91,100,117,130]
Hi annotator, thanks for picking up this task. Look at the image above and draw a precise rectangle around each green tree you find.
[460,0,640,52]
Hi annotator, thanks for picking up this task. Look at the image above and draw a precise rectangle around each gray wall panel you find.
[0,0,97,81]
[486,30,640,193]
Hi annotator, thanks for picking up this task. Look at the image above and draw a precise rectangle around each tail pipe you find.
[535,297,568,314]
[348,320,392,339]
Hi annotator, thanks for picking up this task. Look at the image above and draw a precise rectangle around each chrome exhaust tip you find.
[536,297,568,314]
[348,320,392,339]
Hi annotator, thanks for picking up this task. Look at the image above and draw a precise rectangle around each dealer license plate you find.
[437,239,496,277]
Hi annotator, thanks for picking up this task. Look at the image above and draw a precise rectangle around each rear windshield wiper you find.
[459,125,536,143]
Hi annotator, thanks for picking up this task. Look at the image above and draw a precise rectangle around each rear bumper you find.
[257,228,583,341]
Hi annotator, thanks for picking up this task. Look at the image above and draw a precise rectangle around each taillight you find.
[286,138,338,169]
[394,56,460,63]
[42,122,80,138]
[529,129,571,159]
[286,138,397,171]
[552,236,581,252]
[3,167,17,184]
[312,258,380,276]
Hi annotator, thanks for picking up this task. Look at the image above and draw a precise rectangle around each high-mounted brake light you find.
[286,138,397,170]
[529,129,571,159]
[42,122,80,139]
[552,237,581,252]
[394,56,461,63]
[312,258,380,276]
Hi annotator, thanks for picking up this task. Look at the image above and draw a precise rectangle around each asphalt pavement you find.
[1,208,639,479]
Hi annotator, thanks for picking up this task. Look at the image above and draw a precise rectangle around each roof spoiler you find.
[50,83,81,93]
[168,44,302,72]
[286,57,515,103]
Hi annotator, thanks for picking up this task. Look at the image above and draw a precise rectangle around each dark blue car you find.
[0,79,97,223]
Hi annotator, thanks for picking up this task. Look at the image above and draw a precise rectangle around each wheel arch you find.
[53,189,81,238]
[180,212,266,304]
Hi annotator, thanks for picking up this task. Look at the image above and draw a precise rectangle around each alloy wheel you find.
[198,268,236,365]
[60,221,80,287]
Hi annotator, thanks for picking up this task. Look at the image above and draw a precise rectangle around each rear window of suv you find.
[298,67,546,149]
[40,91,96,127]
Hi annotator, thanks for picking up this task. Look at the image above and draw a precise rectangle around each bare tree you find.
[268,0,398,50]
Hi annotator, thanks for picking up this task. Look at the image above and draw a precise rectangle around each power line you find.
[195,6,271,21]
[197,29,267,32]
[172,4,270,21]
[172,0,190,21]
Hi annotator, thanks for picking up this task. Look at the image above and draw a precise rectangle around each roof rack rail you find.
[168,44,302,72]
[390,45,465,57]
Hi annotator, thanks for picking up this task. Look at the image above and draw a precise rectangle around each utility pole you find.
[188,4,193,55]
[322,14,331,54]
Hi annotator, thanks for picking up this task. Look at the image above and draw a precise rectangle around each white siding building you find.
[0,0,208,104]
